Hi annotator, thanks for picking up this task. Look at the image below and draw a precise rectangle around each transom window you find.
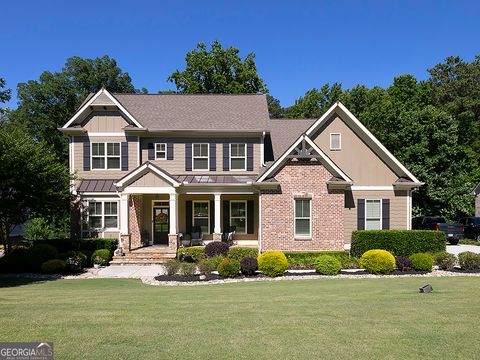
[365,200,382,230]
[155,143,166,160]
[193,201,209,233]
[87,201,118,229]
[193,143,209,170]
[230,201,247,234]
[230,143,246,171]
[92,143,120,170]
[330,133,341,150]
[295,199,311,237]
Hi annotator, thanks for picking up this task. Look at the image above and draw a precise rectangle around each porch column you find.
[169,193,178,235]
[214,193,222,235]
[120,194,129,234]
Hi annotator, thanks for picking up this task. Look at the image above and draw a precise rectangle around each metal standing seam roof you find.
[77,180,116,192]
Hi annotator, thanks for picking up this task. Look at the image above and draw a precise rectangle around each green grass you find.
[0,277,479,359]
[460,239,480,246]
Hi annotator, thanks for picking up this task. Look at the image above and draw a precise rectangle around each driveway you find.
[446,244,480,256]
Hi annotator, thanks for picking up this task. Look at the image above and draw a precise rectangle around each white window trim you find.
[192,143,210,171]
[230,200,247,234]
[192,200,210,233]
[229,143,247,171]
[294,198,312,239]
[155,143,167,160]
[330,133,341,150]
[91,142,121,170]
[84,200,120,231]
[365,199,382,230]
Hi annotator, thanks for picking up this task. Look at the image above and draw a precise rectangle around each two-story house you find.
[60,88,422,259]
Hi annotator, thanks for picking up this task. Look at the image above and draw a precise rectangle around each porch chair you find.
[222,226,236,246]
[190,226,204,246]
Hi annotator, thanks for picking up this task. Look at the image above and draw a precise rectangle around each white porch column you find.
[120,194,129,234]
[169,193,178,235]
[214,193,222,234]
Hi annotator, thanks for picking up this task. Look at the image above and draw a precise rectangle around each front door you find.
[153,207,169,245]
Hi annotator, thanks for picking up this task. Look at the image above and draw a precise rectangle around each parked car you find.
[457,217,480,242]
[412,216,463,245]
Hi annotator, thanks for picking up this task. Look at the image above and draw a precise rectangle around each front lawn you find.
[0,277,479,359]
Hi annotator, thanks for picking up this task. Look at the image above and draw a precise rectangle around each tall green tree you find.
[0,77,11,116]
[167,41,268,94]
[285,83,343,118]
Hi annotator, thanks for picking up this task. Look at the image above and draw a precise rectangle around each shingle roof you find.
[112,93,270,131]
[268,119,317,158]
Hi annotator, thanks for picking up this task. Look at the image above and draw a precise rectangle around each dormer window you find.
[330,133,341,150]
[155,143,167,160]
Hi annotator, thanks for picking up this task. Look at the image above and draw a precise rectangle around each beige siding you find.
[128,172,170,187]
[91,93,115,105]
[343,190,408,243]
[312,115,399,185]
[82,111,130,132]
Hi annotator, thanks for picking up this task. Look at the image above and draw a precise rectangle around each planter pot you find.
[94,264,100,269]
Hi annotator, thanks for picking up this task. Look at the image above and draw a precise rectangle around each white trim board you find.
[115,162,180,188]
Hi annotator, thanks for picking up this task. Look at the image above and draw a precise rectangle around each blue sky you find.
[1,0,479,109]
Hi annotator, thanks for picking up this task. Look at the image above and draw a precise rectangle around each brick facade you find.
[261,160,344,251]
[128,194,143,250]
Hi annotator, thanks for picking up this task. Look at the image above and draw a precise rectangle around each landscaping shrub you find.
[258,251,288,277]
[179,262,197,276]
[91,249,112,266]
[458,252,480,270]
[198,258,217,276]
[433,251,456,271]
[315,255,342,275]
[351,230,446,258]
[176,246,205,262]
[228,247,258,261]
[165,259,181,276]
[359,249,395,274]
[65,252,87,272]
[395,256,413,272]
[284,251,358,269]
[81,250,93,268]
[205,242,229,258]
[40,259,67,274]
[34,238,118,254]
[0,248,30,273]
[217,258,240,278]
[240,257,258,276]
[26,244,59,271]
[409,253,434,272]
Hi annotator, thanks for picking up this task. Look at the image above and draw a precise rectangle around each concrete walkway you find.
[446,244,480,255]
[97,265,165,278]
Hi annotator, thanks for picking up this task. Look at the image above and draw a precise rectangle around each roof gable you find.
[115,162,180,188]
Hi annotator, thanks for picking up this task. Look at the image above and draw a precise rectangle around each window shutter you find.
[167,143,174,160]
[223,200,230,232]
[148,143,154,160]
[185,143,192,171]
[247,143,254,171]
[121,142,128,171]
[209,143,216,171]
[382,199,390,230]
[83,141,90,171]
[210,200,215,234]
[223,143,229,171]
[357,199,365,230]
[186,200,193,234]
[247,200,254,234]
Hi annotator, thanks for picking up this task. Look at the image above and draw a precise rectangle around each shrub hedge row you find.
[351,230,446,258]
[284,251,358,269]
[34,238,118,254]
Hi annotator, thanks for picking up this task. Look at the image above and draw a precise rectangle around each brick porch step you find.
[110,245,176,265]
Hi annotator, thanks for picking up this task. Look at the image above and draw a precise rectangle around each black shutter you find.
[209,143,216,171]
[223,143,229,171]
[167,143,174,160]
[121,142,128,171]
[357,199,365,230]
[247,143,254,171]
[247,200,254,234]
[223,200,230,232]
[148,143,154,160]
[83,141,90,171]
[185,143,192,171]
[186,200,193,234]
[210,200,215,234]
[382,199,390,230]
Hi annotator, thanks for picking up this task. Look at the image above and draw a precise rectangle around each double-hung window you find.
[155,143,166,160]
[230,201,247,234]
[193,201,209,233]
[294,199,311,237]
[193,143,209,170]
[88,201,118,229]
[92,143,120,170]
[230,143,246,171]
[365,199,381,230]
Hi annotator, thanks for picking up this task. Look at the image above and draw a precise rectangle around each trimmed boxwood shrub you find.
[176,246,205,262]
[458,251,480,270]
[433,251,456,271]
[34,238,118,254]
[395,256,413,272]
[179,262,197,276]
[258,251,288,277]
[0,248,30,273]
[284,251,358,269]
[91,249,111,266]
[409,253,434,272]
[359,249,395,274]
[198,258,218,276]
[240,257,258,276]
[26,244,59,271]
[41,259,67,274]
[228,247,258,261]
[205,242,229,258]
[351,230,446,258]
[315,255,342,275]
[217,258,240,278]
[165,259,181,276]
